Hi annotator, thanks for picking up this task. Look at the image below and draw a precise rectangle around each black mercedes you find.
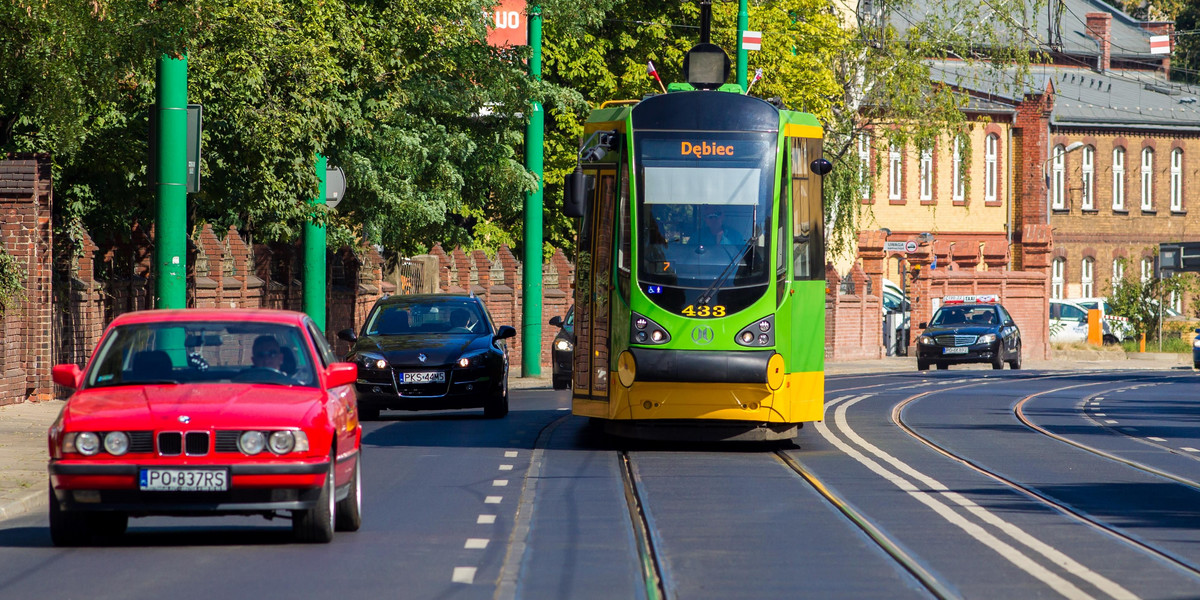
[337,294,516,419]
[915,297,1022,371]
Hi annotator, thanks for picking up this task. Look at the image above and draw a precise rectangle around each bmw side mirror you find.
[337,328,357,343]
[52,364,82,390]
[325,362,358,389]
[549,316,563,328]
[496,325,517,340]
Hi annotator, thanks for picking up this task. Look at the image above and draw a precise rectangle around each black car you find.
[337,294,516,419]
[915,297,1022,371]
[548,306,574,390]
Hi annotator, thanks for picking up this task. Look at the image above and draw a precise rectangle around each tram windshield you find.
[635,130,776,314]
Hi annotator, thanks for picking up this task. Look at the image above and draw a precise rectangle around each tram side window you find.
[791,138,826,280]
[777,146,790,303]
[617,164,631,301]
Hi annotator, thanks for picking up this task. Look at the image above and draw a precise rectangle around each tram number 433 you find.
[681,304,726,317]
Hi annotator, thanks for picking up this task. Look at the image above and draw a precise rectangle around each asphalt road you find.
[3,369,1200,599]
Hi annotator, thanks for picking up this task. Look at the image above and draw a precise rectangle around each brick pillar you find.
[1020,224,1054,275]
[1013,81,1054,261]
[1085,12,1112,72]
[0,154,53,404]
[857,229,886,297]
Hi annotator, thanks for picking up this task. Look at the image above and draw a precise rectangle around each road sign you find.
[485,0,527,47]
[905,240,918,253]
[1150,35,1170,55]
[741,30,761,51]
[325,166,345,208]
[884,241,906,252]
[1159,241,1200,273]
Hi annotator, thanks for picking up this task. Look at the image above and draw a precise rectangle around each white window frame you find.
[1112,147,1126,211]
[1141,147,1153,211]
[919,147,933,200]
[1081,146,1095,210]
[1081,257,1094,297]
[1171,148,1183,212]
[1112,258,1125,283]
[1141,256,1153,283]
[1051,144,1066,210]
[1051,257,1065,299]
[858,133,871,200]
[952,139,965,202]
[889,143,902,200]
[1171,289,1182,313]
[985,134,998,203]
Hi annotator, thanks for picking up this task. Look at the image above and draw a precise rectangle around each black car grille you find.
[215,431,241,453]
[157,432,210,456]
[128,431,154,453]
[934,334,978,346]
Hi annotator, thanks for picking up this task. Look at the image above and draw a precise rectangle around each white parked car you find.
[1072,298,1132,344]
[1049,299,1090,343]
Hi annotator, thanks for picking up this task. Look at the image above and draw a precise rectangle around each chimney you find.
[1085,12,1112,72]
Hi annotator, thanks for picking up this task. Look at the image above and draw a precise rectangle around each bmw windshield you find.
[635,131,776,315]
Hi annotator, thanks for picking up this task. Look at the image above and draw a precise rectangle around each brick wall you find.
[825,264,884,361]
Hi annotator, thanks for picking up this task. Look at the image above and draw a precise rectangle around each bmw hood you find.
[63,385,324,430]
[356,334,487,367]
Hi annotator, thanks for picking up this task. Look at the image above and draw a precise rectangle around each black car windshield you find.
[635,130,775,314]
[366,299,486,335]
[930,306,999,327]
[87,321,317,388]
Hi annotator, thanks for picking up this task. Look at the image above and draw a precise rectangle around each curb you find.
[0,488,44,523]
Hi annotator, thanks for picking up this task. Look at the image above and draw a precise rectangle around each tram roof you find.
[583,93,822,135]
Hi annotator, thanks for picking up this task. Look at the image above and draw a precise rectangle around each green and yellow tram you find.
[561,38,830,441]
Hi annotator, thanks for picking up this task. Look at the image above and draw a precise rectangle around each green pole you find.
[154,54,188,310]
[304,153,328,331]
[522,5,544,377]
[737,0,749,90]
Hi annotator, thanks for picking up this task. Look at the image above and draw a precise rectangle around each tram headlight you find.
[630,312,671,345]
[758,320,771,333]
[635,317,648,330]
[736,315,775,347]
[636,331,648,343]
[651,330,664,342]
[741,331,754,344]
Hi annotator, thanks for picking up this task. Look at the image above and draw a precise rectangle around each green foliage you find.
[1106,260,1193,340]
[0,249,26,313]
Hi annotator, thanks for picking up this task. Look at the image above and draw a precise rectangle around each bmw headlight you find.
[977,333,997,345]
[268,431,296,454]
[918,336,934,346]
[238,430,266,455]
[554,338,573,352]
[75,432,101,456]
[359,352,388,370]
[103,431,130,456]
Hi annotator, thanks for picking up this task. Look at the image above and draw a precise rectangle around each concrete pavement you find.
[2,354,1191,525]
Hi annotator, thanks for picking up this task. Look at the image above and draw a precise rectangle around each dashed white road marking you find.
[1183,447,1200,453]
[505,451,518,458]
[478,514,497,524]
[465,538,489,549]
[1105,420,1118,424]
[485,496,503,504]
[493,479,509,487]
[820,396,1137,600]
[1093,413,1106,417]
[452,567,477,584]
[1148,437,1167,442]
[499,464,513,471]
[557,407,569,410]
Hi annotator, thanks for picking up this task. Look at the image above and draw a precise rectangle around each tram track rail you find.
[891,376,1200,580]
[619,451,667,600]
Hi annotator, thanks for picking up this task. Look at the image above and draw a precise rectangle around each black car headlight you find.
[918,336,934,346]
[554,338,573,352]
[357,352,388,370]
[456,351,487,368]
[976,333,997,345]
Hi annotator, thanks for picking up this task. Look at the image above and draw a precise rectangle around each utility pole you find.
[154,54,188,310]
[304,154,328,330]
[736,0,749,90]
[522,4,544,377]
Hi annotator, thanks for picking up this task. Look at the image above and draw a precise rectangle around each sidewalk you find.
[1,354,1190,525]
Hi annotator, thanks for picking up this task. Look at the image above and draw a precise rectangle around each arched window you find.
[889,142,903,200]
[1081,146,1095,210]
[1171,148,1183,212]
[1141,147,1154,211]
[952,138,965,202]
[1052,257,1065,299]
[919,147,933,200]
[985,134,998,203]
[858,133,871,200]
[1051,144,1066,210]
[1081,257,1094,297]
[1112,147,1126,211]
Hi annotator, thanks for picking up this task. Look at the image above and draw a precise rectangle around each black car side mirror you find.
[549,316,563,328]
[495,325,517,340]
[1004,320,1015,327]
[336,328,358,343]
[918,322,927,329]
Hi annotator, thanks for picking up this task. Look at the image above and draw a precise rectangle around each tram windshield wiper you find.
[696,226,760,307]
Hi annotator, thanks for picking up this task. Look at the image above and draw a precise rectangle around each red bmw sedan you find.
[47,309,362,545]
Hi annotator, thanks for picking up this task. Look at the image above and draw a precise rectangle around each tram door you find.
[573,168,616,399]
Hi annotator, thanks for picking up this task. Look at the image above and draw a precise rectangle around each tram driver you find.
[695,205,745,247]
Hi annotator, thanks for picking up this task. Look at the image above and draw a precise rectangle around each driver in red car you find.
[252,335,285,372]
